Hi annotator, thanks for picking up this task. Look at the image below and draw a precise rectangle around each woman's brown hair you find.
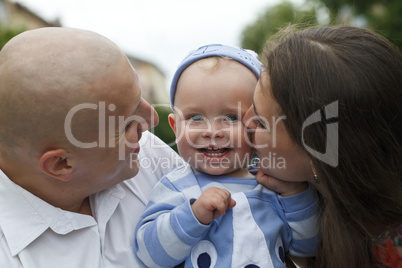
[263,26,402,267]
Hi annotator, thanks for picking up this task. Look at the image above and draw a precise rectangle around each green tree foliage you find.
[241,0,401,53]
[152,105,178,152]
[377,1,402,49]
[0,24,24,49]
[315,0,402,49]
[240,1,317,54]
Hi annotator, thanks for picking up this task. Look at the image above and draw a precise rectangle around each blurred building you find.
[128,56,170,105]
[0,0,169,104]
[0,0,60,29]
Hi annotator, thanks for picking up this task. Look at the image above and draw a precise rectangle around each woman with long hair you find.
[244,26,402,267]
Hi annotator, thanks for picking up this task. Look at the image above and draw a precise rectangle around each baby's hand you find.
[256,170,308,197]
[191,187,236,225]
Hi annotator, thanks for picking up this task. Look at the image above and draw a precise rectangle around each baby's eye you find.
[225,115,238,122]
[189,115,203,121]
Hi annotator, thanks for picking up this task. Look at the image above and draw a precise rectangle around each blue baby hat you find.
[170,44,262,108]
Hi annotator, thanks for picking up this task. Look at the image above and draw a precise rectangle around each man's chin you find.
[120,165,140,182]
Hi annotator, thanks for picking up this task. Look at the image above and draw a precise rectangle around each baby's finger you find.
[255,170,283,193]
[228,198,236,209]
[213,189,233,216]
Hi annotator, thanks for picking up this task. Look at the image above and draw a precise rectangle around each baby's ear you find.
[168,113,177,134]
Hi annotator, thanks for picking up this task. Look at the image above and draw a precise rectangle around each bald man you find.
[0,27,182,267]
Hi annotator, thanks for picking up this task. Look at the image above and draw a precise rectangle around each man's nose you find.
[139,99,159,131]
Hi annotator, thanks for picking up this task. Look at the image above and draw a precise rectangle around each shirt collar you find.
[0,169,124,256]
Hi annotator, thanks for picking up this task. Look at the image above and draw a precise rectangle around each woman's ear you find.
[309,159,320,184]
[168,113,177,134]
[38,149,73,181]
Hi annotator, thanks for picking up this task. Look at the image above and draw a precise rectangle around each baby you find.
[135,44,319,268]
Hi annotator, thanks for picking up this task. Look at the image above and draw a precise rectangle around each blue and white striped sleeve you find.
[134,174,209,268]
[277,185,320,257]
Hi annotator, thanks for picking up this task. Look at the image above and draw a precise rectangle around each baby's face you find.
[170,58,257,177]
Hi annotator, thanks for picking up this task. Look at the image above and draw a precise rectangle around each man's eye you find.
[189,115,203,121]
[225,115,238,122]
[125,121,134,131]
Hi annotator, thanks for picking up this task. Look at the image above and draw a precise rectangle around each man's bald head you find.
[0,27,133,152]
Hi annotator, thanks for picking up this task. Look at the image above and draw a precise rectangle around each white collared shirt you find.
[0,131,183,268]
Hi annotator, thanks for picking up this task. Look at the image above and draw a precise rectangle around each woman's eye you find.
[255,119,265,128]
[225,115,238,122]
[189,115,203,121]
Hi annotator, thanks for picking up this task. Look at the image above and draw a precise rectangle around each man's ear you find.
[168,113,177,135]
[38,149,73,181]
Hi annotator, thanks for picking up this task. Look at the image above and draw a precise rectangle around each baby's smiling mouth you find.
[198,147,230,157]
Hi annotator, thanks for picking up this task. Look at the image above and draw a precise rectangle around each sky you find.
[13,0,295,88]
